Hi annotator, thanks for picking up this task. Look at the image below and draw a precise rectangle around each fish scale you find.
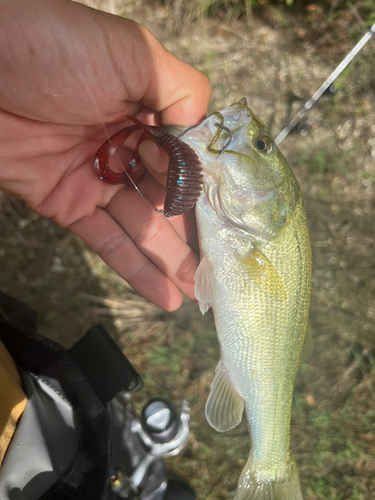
[181,99,312,500]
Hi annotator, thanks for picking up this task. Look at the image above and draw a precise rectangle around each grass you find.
[164,0,375,28]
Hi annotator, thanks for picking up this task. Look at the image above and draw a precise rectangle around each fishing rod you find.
[275,22,375,145]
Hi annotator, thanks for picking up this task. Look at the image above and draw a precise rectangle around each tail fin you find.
[234,453,303,500]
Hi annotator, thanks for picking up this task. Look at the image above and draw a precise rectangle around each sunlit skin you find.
[0,0,211,311]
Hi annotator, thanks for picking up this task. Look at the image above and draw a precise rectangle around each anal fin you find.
[205,362,244,432]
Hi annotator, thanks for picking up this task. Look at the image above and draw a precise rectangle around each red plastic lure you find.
[94,116,203,217]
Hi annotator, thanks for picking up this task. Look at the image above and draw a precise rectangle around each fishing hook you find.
[178,122,234,158]
[214,124,234,158]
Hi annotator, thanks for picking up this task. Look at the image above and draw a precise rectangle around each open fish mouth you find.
[174,100,260,167]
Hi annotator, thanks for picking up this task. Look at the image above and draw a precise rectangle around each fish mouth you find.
[175,103,258,164]
[207,117,258,163]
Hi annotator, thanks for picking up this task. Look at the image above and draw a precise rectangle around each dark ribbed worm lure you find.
[93,116,203,217]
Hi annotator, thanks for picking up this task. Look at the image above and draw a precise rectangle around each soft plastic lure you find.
[93,116,203,217]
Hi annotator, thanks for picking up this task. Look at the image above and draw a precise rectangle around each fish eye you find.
[255,137,273,154]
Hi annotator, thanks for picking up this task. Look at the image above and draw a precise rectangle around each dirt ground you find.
[0,1,374,499]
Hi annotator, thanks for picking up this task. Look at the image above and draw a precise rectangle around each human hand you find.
[0,0,211,310]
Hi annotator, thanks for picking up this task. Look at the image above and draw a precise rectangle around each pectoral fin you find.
[239,248,287,301]
[205,362,244,432]
[194,255,216,315]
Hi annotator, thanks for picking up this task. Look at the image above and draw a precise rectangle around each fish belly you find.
[212,273,299,480]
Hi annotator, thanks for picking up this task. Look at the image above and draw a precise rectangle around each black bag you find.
[0,294,194,500]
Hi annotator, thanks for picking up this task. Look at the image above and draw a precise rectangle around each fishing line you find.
[81,68,158,213]
[275,23,375,145]
[72,3,152,210]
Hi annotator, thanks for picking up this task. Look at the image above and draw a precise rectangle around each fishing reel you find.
[67,323,194,500]
[108,392,192,500]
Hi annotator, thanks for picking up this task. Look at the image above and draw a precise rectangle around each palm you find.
[1,109,199,310]
[6,115,138,224]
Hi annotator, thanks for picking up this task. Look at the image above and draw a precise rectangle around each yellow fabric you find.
[0,340,27,464]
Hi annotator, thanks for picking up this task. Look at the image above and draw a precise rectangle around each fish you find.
[179,98,313,500]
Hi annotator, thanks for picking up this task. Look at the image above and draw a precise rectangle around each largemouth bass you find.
[181,98,312,500]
